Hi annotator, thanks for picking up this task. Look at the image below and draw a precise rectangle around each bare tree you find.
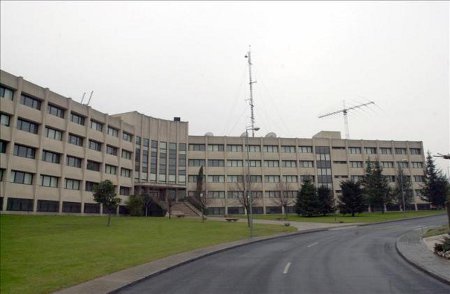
[230,175,260,227]
[273,180,295,220]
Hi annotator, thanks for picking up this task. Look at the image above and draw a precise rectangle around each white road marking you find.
[283,262,291,274]
[307,242,319,248]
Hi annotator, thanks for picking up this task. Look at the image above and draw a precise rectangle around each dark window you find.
[189,144,206,151]
[0,140,7,153]
[68,134,83,146]
[42,150,61,163]
[120,186,131,196]
[87,160,101,172]
[17,118,39,134]
[20,94,41,110]
[70,112,85,125]
[37,200,59,212]
[7,197,33,211]
[107,126,118,137]
[122,132,132,142]
[84,203,100,214]
[0,85,14,100]
[62,201,81,213]
[85,181,99,192]
[14,144,36,159]
[88,139,102,151]
[10,170,33,184]
[67,155,82,168]
[47,104,65,118]
[90,120,103,132]
[45,127,63,140]
[106,145,118,156]
[122,149,132,159]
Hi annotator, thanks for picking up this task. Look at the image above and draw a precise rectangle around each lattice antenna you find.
[245,46,257,137]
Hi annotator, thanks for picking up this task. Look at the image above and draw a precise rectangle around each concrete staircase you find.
[171,201,202,217]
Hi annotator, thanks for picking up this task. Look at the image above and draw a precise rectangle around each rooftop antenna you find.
[318,100,375,139]
[245,46,257,137]
[86,91,94,106]
[80,92,86,104]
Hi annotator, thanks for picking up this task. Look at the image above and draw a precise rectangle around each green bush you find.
[126,195,144,216]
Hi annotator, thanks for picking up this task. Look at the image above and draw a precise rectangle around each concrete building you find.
[0,70,427,215]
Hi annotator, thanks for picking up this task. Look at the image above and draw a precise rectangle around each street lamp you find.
[245,126,260,238]
[397,159,408,217]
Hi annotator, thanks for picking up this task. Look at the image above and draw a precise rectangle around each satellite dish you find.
[265,132,277,138]
[240,132,247,137]
[205,132,214,136]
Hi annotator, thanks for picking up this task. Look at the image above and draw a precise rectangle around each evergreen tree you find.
[421,152,449,208]
[362,160,392,213]
[393,167,413,210]
[295,180,319,216]
[126,195,144,216]
[317,185,335,216]
[338,180,365,217]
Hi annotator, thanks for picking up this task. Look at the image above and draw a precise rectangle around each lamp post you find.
[245,126,260,238]
[397,159,408,217]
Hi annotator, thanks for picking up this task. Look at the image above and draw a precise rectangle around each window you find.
[411,162,423,168]
[227,191,244,199]
[0,113,10,126]
[41,175,58,188]
[0,85,14,100]
[70,112,85,125]
[227,175,244,183]
[68,134,83,146]
[300,175,315,182]
[351,175,364,182]
[42,150,61,163]
[410,148,421,155]
[395,148,407,155]
[107,126,119,137]
[264,160,279,168]
[11,170,33,184]
[397,161,409,168]
[85,181,98,192]
[67,156,82,168]
[106,145,118,156]
[332,146,346,150]
[121,149,132,160]
[380,147,392,155]
[189,159,205,167]
[267,191,280,198]
[227,160,243,167]
[189,144,206,151]
[47,104,65,118]
[20,94,41,110]
[105,164,117,175]
[120,186,131,196]
[248,160,261,167]
[333,161,347,164]
[283,175,298,183]
[0,168,5,181]
[263,145,278,153]
[299,146,313,153]
[299,161,314,168]
[14,144,36,159]
[282,160,297,168]
[0,140,7,153]
[364,147,377,154]
[207,175,225,183]
[247,145,261,152]
[90,120,103,132]
[122,132,132,142]
[348,147,361,154]
[45,127,63,141]
[265,175,280,183]
[381,161,394,168]
[207,191,225,199]
[350,161,363,168]
[65,178,81,190]
[414,176,424,182]
[207,144,224,152]
[87,140,102,151]
[87,160,101,172]
[316,153,331,161]
[188,175,197,183]
[249,175,262,182]
[17,118,39,134]
[227,144,243,152]
[121,168,132,178]
[281,145,296,153]
[208,159,225,167]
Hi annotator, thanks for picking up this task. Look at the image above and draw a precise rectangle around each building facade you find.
[0,70,426,215]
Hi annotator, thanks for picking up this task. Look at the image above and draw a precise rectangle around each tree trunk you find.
[107,212,111,226]
[351,211,355,217]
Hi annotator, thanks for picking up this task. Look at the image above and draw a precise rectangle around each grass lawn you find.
[423,224,450,238]
[232,210,445,223]
[0,215,295,294]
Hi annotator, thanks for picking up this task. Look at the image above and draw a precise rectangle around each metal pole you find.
[246,129,253,237]
[398,162,406,217]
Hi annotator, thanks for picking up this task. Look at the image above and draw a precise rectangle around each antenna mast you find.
[318,100,375,139]
[245,46,256,137]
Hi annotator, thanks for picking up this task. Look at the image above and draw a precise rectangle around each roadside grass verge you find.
[0,215,295,294]
[423,224,450,238]
[231,210,445,223]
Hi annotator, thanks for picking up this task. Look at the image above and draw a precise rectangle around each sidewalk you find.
[54,220,352,294]
[396,229,450,284]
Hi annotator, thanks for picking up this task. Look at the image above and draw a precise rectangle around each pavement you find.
[396,228,450,284]
[54,216,449,294]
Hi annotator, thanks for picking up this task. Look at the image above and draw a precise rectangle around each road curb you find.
[395,230,450,285]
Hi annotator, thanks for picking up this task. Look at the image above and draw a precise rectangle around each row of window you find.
[188,159,315,168]
[6,170,131,195]
[188,143,421,155]
[202,190,298,199]
[187,174,315,183]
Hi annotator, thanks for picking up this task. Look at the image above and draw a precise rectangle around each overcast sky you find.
[1,1,449,173]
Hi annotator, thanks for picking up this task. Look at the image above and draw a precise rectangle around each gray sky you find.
[1,1,449,174]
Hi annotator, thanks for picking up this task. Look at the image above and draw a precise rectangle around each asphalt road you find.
[119,215,449,294]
